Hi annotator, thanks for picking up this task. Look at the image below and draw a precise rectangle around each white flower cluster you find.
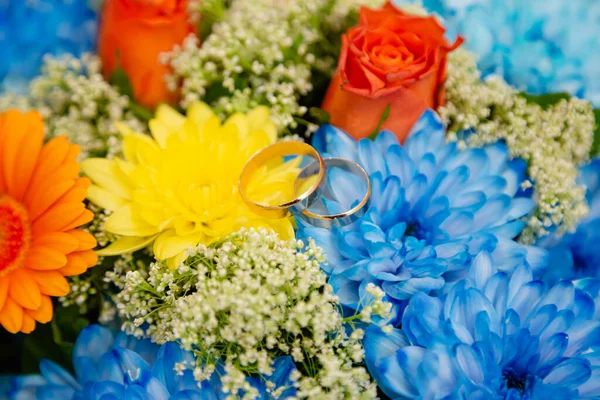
[168,0,381,136]
[118,228,386,399]
[0,53,145,159]
[441,48,595,242]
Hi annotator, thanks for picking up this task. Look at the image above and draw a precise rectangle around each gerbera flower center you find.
[0,195,31,277]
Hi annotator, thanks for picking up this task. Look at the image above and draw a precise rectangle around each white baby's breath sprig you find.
[0,53,145,160]
[441,48,595,242]
[117,228,379,399]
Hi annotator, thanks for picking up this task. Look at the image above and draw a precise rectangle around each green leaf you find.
[110,65,135,100]
[203,81,230,105]
[591,109,600,157]
[129,103,154,121]
[520,92,571,109]
[368,104,392,140]
[309,107,330,125]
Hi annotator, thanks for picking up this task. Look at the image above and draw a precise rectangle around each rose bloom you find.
[98,0,194,109]
[322,2,462,141]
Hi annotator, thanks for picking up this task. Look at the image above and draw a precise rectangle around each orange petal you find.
[25,295,53,324]
[0,275,9,312]
[0,297,24,333]
[23,246,68,270]
[24,137,71,195]
[67,230,97,251]
[78,249,99,267]
[55,177,90,204]
[21,314,36,334]
[31,202,86,235]
[59,253,88,277]
[61,209,94,232]
[8,269,42,310]
[25,179,75,221]
[7,113,44,201]
[32,232,80,254]
[31,271,70,297]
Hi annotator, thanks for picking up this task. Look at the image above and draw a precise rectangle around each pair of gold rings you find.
[238,142,371,228]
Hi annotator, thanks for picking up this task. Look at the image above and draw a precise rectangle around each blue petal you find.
[378,346,427,398]
[543,358,592,388]
[73,325,115,383]
[454,344,485,385]
[382,277,445,300]
[39,360,79,389]
[312,124,358,161]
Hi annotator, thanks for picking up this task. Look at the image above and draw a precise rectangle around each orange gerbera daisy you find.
[0,110,97,334]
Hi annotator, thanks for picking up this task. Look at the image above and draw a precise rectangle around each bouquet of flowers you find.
[1,0,600,399]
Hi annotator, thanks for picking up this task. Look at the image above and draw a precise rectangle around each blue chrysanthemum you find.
[8,325,297,400]
[297,110,547,323]
[538,159,600,285]
[364,252,600,399]
[0,0,98,93]
[394,0,600,105]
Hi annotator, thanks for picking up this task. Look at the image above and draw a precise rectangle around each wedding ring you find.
[239,142,326,219]
[295,157,371,228]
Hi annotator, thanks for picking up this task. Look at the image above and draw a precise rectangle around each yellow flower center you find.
[0,195,30,277]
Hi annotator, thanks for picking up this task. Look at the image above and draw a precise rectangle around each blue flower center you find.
[405,221,427,241]
[502,368,532,396]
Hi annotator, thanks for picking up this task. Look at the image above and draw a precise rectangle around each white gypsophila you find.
[168,0,382,136]
[117,228,385,399]
[0,53,145,160]
[441,48,594,243]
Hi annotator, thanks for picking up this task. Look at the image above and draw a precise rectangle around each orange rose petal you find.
[24,247,68,270]
[99,0,194,108]
[0,276,9,312]
[31,271,70,297]
[25,295,53,324]
[0,297,24,333]
[32,232,80,254]
[8,269,42,310]
[21,314,36,334]
[67,230,97,251]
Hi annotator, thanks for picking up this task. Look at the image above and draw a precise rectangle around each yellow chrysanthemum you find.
[82,102,300,268]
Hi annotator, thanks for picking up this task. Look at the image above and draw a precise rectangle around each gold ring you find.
[238,142,326,219]
[295,157,371,228]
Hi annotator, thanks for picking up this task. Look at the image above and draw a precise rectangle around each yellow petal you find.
[81,158,132,200]
[166,252,189,270]
[122,132,160,166]
[223,113,249,140]
[153,230,204,260]
[87,184,127,211]
[104,205,160,237]
[247,106,277,143]
[156,104,186,128]
[187,102,215,127]
[97,234,159,256]
[150,105,185,146]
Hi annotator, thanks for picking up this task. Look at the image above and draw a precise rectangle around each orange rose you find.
[322,2,462,142]
[98,0,194,109]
